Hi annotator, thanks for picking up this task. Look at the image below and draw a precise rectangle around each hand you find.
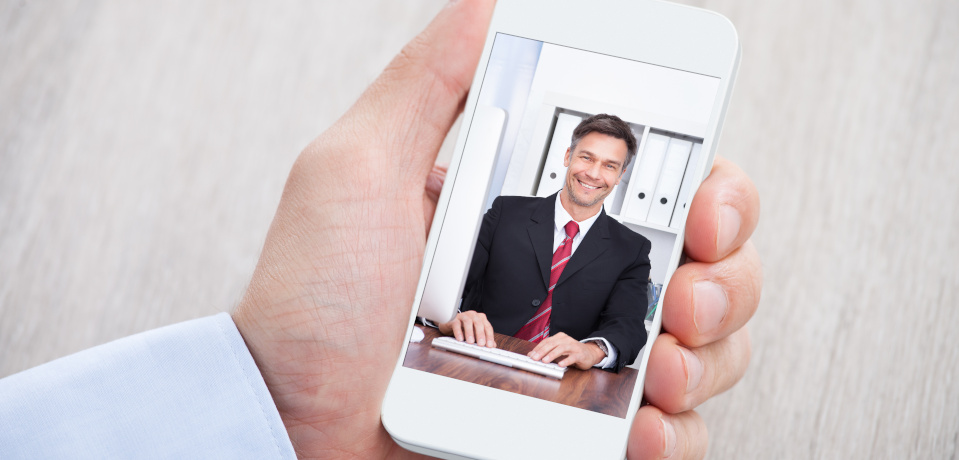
[232,1,494,458]
[230,0,760,459]
[628,156,762,459]
[438,311,496,348]
[528,332,606,370]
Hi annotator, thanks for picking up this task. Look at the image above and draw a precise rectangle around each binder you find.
[647,138,692,227]
[535,113,583,197]
[605,126,643,216]
[669,142,703,229]
[621,133,669,221]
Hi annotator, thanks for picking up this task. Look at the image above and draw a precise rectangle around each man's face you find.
[562,131,629,212]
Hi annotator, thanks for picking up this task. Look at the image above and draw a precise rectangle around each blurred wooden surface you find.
[403,326,638,418]
[1,0,957,458]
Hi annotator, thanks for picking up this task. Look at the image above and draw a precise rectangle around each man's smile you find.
[577,179,602,191]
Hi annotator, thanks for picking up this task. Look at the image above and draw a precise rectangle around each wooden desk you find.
[403,327,638,418]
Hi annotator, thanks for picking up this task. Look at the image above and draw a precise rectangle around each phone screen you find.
[402,33,720,418]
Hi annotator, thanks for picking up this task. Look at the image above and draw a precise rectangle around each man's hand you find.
[628,157,761,460]
[230,0,761,459]
[437,311,496,348]
[528,332,606,370]
[232,1,494,458]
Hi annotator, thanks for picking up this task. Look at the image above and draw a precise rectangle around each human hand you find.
[628,156,762,459]
[437,311,496,348]
[230,0,760,458]
[528,332,605,370]
[231,0,494,458]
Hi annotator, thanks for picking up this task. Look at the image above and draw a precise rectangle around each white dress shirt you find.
[553,194,620,369]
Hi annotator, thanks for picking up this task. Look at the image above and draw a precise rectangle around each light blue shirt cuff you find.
[0,313,296,459]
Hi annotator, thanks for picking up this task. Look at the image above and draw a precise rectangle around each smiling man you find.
[438,114,651,372]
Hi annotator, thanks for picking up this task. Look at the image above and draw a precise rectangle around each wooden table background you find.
[1,1,957,458]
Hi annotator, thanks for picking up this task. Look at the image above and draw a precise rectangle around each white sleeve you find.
[0,313,296,459]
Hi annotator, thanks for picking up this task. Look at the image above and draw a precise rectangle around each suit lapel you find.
[558,209,611,286]
[527,194,556,289]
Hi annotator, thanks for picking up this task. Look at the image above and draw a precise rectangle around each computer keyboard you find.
[430,336,568,379]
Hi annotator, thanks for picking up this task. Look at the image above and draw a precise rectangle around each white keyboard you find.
[431,336,568,379]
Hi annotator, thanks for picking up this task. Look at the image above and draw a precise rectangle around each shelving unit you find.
[509,92,705,285]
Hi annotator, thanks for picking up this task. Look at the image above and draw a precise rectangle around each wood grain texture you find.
[403,326,639,418]
[1,0,957,458]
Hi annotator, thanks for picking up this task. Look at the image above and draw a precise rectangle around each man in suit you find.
[438,114,651,372]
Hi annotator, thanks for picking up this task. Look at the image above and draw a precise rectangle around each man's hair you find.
[568,113,638,170]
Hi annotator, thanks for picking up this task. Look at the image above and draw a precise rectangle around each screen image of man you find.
[438,114,652,372]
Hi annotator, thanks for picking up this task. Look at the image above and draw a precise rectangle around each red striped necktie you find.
[514,220,580,343]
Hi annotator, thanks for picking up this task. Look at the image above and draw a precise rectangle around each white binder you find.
[622,132,670,221]
[535,113,583,197]
[604,126,643,216]
[647,138,692,227]
[669,142,703,229]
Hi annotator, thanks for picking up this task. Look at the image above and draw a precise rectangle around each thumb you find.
[340,0,494,180]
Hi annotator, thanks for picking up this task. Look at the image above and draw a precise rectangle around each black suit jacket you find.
[462,193,651,371]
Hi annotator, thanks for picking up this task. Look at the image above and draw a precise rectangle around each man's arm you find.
[528,332,608,370]
[460,195,501,312]
[530,232,651,371]
[0,314,295,459]
[589,236,653,370]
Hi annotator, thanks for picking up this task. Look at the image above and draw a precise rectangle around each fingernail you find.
[477,338,485,346]
[717,205,741,253]
[679,346,704,393]
[660,415,677,458]
[693,281,728,334]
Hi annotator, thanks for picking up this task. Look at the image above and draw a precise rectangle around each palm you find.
[230,2,486,455]
[233,129,448,457]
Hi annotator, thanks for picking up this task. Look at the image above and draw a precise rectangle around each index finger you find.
[529,337,561,362]
[662,240,762,347]
[483,318,496,348]
[684,156,760,263]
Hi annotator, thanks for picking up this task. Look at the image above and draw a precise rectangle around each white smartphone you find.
[383,0,740,458]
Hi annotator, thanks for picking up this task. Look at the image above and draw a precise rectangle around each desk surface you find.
[403,327,638,418]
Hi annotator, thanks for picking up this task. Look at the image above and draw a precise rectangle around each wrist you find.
[587,341,607,366]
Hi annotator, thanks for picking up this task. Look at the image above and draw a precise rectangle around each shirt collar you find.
[554,192,600,237]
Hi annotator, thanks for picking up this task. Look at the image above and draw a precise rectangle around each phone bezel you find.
[383,0,740,458]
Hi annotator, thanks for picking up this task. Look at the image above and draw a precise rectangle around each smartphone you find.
[382,0,740,457]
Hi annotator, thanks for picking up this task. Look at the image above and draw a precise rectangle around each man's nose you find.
[585,163,602,179]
